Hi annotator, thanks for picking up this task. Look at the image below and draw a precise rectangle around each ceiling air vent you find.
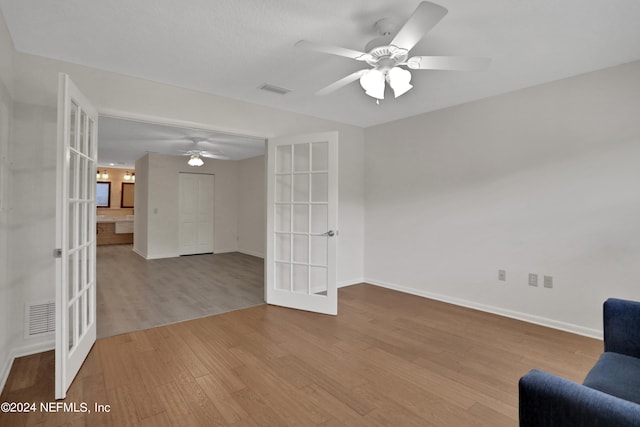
[258,84,291,95]
[24,300,55,338]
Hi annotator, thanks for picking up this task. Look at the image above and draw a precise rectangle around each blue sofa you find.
[519,298,640,426]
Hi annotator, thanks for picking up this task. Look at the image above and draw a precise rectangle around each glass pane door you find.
[55,74,97,399]
[266,132,338,315]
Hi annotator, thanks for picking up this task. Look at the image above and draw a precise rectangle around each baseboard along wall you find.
[364,278,602,340]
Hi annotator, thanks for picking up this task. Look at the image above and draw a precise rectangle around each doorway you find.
[96,115,266,338]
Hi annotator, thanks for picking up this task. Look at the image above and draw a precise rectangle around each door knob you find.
[322,230,335,237]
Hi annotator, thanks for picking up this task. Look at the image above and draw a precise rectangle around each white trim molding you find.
[237,249,264,259]
[364,278,603,340]
[131,247,148,259]
[338,279,365,288]
[214,248,239,255]
[1,340,55,394]
[98,109,268,140]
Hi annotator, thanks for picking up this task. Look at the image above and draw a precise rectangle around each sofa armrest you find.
[519,369,640,427]
[604,298,640,358]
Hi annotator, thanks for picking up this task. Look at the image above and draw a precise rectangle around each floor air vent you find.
[24,300,55,338]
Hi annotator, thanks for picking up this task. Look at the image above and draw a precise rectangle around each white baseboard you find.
[145,252,179,260]
[364,278,603,340]
[338,279,365,288]
[131,246,147,259]
[11,339,55,359]
[214,248,238,255]
[0,339,55,394]
[237,249,264,259]
[0,353,12,395]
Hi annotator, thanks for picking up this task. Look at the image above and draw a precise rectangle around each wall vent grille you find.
[24,301,55,338]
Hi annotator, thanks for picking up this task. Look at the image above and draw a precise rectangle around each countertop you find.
[96,216,134,223]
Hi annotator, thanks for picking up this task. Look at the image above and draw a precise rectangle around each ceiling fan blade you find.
[201,153,230,160]
[296,40,370,61]
[391,1,448,51]
[180,149,230,160]
[316,69,370,96]
[406,56,491,71]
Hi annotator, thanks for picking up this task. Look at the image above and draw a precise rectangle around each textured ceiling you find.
[2,0,640,130]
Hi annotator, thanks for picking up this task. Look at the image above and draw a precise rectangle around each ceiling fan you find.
[296,1,490,100]
[181,150,230,166]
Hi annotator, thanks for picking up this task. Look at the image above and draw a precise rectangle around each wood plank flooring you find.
[97,245,264,338]
[1,284,602,426]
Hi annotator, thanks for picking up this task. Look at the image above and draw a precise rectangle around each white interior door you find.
[55,74,98,399]
[265,131,338,315]
[179,173,214,255]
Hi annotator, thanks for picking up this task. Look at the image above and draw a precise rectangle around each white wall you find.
[364,60,640,337]
[0,8,14,391]
[137,153,267,259]
[142,153,240,259]
[133,154,149,257]
[8,102,58,360]
[238,155,265,258]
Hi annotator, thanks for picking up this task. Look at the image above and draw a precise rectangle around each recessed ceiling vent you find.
[258,84,291,95]
[24,300,55,338]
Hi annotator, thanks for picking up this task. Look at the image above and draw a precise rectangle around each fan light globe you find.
[188,155,204,167]
[360,69,385,99]
[388,67,413,97]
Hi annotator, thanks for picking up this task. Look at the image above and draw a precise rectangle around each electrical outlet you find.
[544,275,553,288]
[528,273,538,287]
[498,270,506,281]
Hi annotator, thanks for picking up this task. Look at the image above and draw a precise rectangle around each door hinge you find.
[53,248,62,258]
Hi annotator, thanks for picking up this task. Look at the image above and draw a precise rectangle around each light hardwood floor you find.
[1,284,602,426]
[97,245,264,338]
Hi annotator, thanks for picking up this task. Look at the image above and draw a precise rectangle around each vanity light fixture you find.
[101,170,109,180]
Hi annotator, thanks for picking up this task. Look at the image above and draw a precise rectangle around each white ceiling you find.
[98,117,265,168]
[2,0,640,130]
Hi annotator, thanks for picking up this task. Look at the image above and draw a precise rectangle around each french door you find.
[55,74,98,399]
[265,131,338,315]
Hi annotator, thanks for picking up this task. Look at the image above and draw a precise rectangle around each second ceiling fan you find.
[296,1,490,100]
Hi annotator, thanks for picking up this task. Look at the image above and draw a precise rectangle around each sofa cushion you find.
[583,352,640,404]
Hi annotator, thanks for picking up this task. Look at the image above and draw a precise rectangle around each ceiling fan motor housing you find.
[365,43,409,71]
